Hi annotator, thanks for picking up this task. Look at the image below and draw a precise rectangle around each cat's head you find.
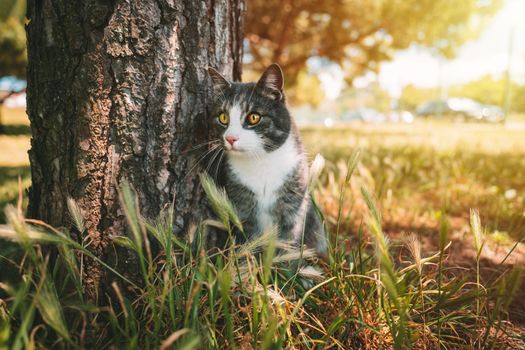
[207,64,292,157]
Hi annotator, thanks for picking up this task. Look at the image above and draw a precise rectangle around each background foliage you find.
[0,0,26,78]
[245,0,502,85]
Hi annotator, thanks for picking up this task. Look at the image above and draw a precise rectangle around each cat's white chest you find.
[228,137,299,232]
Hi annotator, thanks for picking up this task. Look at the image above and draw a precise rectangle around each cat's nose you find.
[225,136,239,146]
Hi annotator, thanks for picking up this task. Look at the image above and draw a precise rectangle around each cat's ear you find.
[256,63,284,100]
[208,67,231,93]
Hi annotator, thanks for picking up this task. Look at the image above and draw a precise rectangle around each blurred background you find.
[0,0,524,267]
[243,0,524,126]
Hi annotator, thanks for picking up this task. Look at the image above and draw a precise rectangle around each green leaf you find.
[200,174,243,232]
[35,279,70,342]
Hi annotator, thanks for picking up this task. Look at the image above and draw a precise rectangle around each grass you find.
[0,108,524,348]
[0,107,30,167]
[0,107,31,224]
[0,170,523,348]
[302,122,525,242]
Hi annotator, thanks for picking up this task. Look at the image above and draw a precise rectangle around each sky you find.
[319,0,525,99]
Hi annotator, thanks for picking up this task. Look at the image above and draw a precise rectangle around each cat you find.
[205,63,327,254]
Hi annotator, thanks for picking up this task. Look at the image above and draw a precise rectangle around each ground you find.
[301,120,525,328]
[1,107,524,336]
[0,106,30,223]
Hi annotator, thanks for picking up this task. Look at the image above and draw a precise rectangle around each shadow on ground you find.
[0,124,31,136]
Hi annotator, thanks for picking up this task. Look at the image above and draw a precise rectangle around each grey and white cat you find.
[206,64,326,254]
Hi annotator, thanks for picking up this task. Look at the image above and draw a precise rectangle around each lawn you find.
[303,121,525,243]
[304,121,525,318]
[0,107,31,223]
[1,108,524,348]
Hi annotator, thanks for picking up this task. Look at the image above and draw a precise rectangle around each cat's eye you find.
[218,112,229,125]
[246,113,261,125]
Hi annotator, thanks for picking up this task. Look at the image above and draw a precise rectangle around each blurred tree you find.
[26,0,244,303]
[290,70,325,106]
[399,85,439,111]
[336,82,391,114]
[0,19,26,78]
[511,84,525,113]
[245,0,502,85]
[0,0,26,133]
[449,75,505,106]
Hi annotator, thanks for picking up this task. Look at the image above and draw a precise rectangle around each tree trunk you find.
[26,0,245,298]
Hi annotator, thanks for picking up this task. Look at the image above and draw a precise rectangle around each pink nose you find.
[225,136,238,146]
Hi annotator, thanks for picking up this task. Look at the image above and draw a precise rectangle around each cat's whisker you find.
[193,139,221,150]
[182,140,221,154]
[214,151,225,180]
[266,143,278,151]
[205,147,223,175]
[259,139,278,151]
[185,144,221,179]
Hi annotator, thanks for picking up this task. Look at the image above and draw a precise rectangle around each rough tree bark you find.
[26,0,244,298]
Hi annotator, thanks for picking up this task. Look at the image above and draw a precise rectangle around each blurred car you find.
[0,76,26,92]
[386,110,414,123]
[324,117,335,127]
[416,98,504,123]
[3,92,26,108]
[0,76,27,108]
[341,108,386,123]
[477,105,505,123]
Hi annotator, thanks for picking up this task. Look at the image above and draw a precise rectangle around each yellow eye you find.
[218,112,229,125]
[246,113,261,125]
